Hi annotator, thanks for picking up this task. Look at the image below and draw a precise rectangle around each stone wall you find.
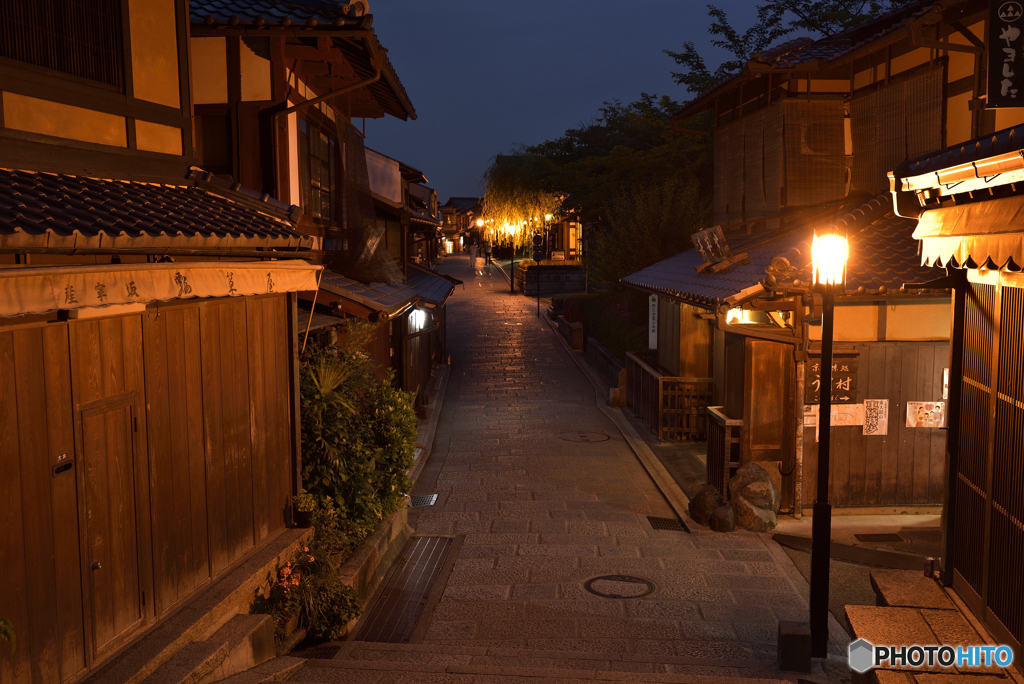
[514,264,585,297]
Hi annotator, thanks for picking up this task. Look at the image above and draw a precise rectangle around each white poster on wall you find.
[943,368,949,400]
[907,401,945,428]
[863,399,889,436]
[648,294,658,350]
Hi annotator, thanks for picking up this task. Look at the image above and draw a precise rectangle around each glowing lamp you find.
[545,213,553,221]
[811,232,848,289]
[476,219,484,227]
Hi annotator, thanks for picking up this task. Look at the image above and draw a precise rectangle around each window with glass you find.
[298,117,336,221]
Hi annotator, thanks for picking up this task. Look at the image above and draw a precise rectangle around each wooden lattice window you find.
[298,117,337,221]
[0,0,124,87]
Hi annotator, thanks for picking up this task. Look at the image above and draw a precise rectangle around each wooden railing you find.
[625,352,713,441]
[707,406,742,499]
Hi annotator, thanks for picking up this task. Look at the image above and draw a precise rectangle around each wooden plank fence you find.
[625,351,713,441]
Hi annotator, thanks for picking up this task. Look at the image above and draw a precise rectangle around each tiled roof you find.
[621,196,936,306]
[190,0,356,26]
[319,269,416,314]
[0,167,313,252]
[407,265,456,306]
[674,0,943,121]
[900,124,1024,178]
[441,197,482,212]
[297,309,347,334]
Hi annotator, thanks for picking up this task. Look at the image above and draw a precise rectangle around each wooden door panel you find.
[82,398,142,655]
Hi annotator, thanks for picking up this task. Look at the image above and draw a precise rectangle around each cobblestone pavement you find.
[304,255,850,683]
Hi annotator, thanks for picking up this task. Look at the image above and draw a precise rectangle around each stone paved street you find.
[294,254,850,682]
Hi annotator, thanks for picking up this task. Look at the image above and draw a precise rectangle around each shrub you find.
[0,618,13,654]
[563,298,583,323]
[299,322,417,535]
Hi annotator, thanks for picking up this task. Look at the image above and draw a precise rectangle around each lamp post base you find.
[809,500,833,658]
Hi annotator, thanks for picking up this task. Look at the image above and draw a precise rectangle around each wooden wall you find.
[802,341,948,508]
[658,298,713,378]
[0,294,296,684]
[742,339,795,466]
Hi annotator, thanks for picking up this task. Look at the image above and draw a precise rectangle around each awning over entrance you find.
[913,195,1024,270]
[316,269,417,317]
[0,260,321,318]
[407,264,457,307]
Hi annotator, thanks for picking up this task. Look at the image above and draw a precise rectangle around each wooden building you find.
[188,0,452,406]
[621,0,1024,513]
[893,113,1024,664]
[440,196,483,252]
[0,2,321,682]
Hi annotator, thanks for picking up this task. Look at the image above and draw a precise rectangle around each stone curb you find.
[409,363,451,485]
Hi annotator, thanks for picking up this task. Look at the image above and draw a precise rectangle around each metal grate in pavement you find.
[356,536,453,643]
[648,516,687,532]
[409,494,438,507]
[854,533,904,543]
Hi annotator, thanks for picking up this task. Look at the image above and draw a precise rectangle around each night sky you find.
[364,0,754,201]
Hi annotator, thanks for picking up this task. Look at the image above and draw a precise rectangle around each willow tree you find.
[481,151,561,247]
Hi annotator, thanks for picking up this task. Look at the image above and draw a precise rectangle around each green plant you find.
[293,489,317,513]
[256,543,361,641]
[0,618,14,654]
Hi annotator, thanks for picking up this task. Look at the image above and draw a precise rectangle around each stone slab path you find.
[285,255,849,683]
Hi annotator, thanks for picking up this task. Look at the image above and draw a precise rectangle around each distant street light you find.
[809,230,848,658]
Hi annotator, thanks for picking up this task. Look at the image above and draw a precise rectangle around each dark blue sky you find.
[364,0,753,200]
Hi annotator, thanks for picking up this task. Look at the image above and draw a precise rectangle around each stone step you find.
[286,656,795,683]
[215,657,306,684]
[278,641,814,684]
[143,614,276,684]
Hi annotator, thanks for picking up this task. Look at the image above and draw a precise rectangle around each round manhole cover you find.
[584,575,656,599]
[557,431,610,443]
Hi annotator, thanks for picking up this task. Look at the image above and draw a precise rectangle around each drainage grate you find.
[854,533,904,543]
[584,575,656,599]
[410,494,438,507]
[557,431,610,443]
[356,536,453,643]
[291,644,341,659]
[648,516,687,532]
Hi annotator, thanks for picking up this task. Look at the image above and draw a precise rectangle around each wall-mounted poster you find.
[907,401,945,428]
[863,399,889,436]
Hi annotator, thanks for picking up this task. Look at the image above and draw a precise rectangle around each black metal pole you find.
[511,244,516,295]
[810,290,835,658]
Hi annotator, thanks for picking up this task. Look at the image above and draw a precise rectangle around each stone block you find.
[688,485,724,526]
[777,621,811,673]
[870,570,954,610]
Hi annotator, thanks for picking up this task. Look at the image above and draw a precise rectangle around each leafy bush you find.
[0,618,13,654]
[570,291,649,361]
[299,321,417,535]
[563,299,583,323]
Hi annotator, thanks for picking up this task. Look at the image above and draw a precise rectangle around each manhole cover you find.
[557,431,610,443]
[584,575,656,599]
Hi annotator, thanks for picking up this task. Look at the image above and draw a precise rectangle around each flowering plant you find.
[257,543,360,641]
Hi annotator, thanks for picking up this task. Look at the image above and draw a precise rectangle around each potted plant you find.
[292,490,316,528]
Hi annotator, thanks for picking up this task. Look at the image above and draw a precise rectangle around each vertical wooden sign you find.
[989,1,1024,107]
[648,295,658,349]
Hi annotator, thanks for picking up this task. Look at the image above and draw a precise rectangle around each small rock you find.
[688,485,723,526]
[710,505,735,532]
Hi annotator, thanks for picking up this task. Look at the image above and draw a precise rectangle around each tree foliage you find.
[666,1,916,95]
[481,94,712,281]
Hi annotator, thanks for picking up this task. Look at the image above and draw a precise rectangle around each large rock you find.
[688,485,724,526]
[729,462,782,532]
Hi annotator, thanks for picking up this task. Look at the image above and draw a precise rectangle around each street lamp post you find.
[809,231,848,658]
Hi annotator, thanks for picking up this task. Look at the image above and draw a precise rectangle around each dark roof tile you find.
[0,168,314,252]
